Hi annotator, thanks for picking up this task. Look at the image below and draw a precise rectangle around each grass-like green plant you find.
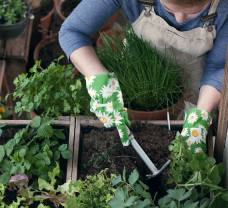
[0,0,27,24]
[97,28,183,111]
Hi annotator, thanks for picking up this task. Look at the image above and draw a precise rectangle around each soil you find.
[61,0,81,17]
[39,39,68,68]
[79,123,177,194]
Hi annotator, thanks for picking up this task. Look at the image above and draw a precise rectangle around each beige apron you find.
[132,0,220,103]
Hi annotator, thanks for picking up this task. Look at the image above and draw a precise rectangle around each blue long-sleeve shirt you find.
[59,0,228,92]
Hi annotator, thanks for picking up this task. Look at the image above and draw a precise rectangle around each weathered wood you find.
[79,116,184,128]
[66,116,75,181]
[0,119,71,126]
[0,60,6,94]
[214,50,228,162]
[71,117,81,181]
[0,16,34,62]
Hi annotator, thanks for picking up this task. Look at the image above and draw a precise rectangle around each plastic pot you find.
[0,18,28,40]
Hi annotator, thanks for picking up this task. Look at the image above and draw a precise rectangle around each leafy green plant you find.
[97,28,183,111]
[161,133,228,208]
[0,167,116,207]
[0,0,27,24]
[109,169,156,208]
[0,116,71,185]
[13,58,89,118]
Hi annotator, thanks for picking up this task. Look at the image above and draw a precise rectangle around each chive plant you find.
[97,28,183,111]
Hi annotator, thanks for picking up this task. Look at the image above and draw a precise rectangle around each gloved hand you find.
[85,72,130,146]
[180,108,212,154]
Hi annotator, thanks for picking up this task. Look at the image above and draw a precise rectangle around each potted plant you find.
[0,0,29,39]
[13,58,91,118]
[97,28,184,120]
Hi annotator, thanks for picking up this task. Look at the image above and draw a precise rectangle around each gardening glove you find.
[180,108,212,154]
[85,72,131,146]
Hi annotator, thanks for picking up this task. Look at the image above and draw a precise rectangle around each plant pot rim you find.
[33,34,58,62]
[0,18,28,28]
[127,97,184,120]
[54,0,66,21]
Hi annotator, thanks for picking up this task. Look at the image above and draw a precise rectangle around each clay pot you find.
[38,0,55,39]
[127,97,184,120]
[33,34,68,68]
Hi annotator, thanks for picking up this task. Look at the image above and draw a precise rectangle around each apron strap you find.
[208,0,220,15]
[201,0,220,29]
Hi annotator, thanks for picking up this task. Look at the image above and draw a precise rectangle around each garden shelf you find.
[0,116,77,181]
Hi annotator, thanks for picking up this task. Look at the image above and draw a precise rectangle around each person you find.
[59,0,228,154]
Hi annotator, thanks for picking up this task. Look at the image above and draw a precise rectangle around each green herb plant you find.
[97,28,183,111]
[0,116,71,185]
[157,133,228,208]
[13,58,88,118]
[109,169,156,208]
[0,0,27,24]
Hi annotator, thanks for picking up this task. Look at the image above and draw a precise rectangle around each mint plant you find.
[13,58,87,118]
[0,0,27,25]
[0,116,72,185]
[109,169,156,208]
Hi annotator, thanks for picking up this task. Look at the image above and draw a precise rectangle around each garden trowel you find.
[126,126,171,178]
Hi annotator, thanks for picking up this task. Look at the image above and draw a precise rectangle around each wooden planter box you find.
[71,116,216,182]
[70,116,214,182]
[0,116,76,181]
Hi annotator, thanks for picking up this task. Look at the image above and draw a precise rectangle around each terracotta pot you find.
[38,0,55,39]
[55,0,121,31]
[127,98,184,121]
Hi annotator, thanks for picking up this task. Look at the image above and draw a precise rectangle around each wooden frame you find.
[214,49,228,163]
[0,116,76,181]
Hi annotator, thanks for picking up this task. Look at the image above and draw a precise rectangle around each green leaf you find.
[18,148,26,158]
[0,172,10,184]
[31,116,41,128]
[54,130,65,139]
[125,196,137,206]
[38,178,54,191]
[61,150,72,159]
[128,169,139,185]
[112,175,122,186]
[0,145,5,163]
[59,144,67,152]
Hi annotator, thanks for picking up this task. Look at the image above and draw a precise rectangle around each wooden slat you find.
[0,60,6,94]
[0,119,71,126]
[214,49,228,162]
[79,116,184,128]
[71,117,81,180]
[66,116,75,181]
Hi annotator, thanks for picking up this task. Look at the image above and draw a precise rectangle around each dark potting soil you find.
[61,0,81,17]
[39,40,68,68]
[79,123,176,193]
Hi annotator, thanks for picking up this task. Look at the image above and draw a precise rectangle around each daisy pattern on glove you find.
[180,108,211,154]
[85,72,131,145]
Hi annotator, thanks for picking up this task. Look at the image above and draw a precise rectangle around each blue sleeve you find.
[201,16,228,92]
[58,0,121,59]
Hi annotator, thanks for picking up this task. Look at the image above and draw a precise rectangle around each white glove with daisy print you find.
[180,108,212,154]
[85,72,131,146]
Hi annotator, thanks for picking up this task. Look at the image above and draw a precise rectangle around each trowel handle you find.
[129,135,159,174]
[126,127,171,177]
